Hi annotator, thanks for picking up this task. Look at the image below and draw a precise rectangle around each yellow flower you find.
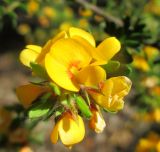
[151,86,160,96]
[145,0,160,15]
[144,108,160,123]
[16,84,49,108]
[19,146,33,152]
[136,132,160,152]
[18,24,31,35]
[43,7,57,19]
[45,37,106,91]
[20,27,120,91]
[51,113,85,147]
[89,108,106,133]
[79,8,93,17]
[38,16,50,27]
[45,28,120,91]
[88,76,132,112]
[27,0,39,16]
[132,55,150,72]
[144,45,159,59]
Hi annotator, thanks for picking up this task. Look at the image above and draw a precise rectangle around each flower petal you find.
[16,84,47,107]
[76,66,106,88]
[69,27,96,47]
[109,76,132,97]
[88,80,113,109]
[50,121,60,144]
[45,54,79,92]
[49,38,91,68]
[20,45,42,67]
[58,115,85,146]
[36,31,68,64]
[71,35,97,58]
[95,37,121,62]
[89,76,131,111]
[89,109,106,133]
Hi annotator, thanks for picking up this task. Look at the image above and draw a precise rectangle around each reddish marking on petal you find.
[67,61,81,79]
[99,81,105,90]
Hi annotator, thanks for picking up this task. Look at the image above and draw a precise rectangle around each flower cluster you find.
[136,132,160,152]
[16,27,132,147]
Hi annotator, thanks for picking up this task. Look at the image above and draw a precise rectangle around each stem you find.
[75,0,124,27]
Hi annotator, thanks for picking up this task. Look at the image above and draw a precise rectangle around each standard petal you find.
[58,115,85,146]
[45,54,79,92]
[49,38,91,68]
[96,37,121,62]
[69,27,96,47]
[36,31,68,64]
[75,66,106,88]
[71,35,97,58]
[20,45,42,67]
[16,84,47,107]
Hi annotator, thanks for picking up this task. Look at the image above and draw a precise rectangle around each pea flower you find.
[143,46,159,60]
[45,28,120,91]
[88,76,132,112]
[20,27,120,92]
[89,107,106,133]
[136,132,160,152]
[132,55,150,72]
[17,26,132,148]
[51,113,85,147]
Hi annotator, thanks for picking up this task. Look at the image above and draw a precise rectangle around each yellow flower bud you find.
[89,108,106,133]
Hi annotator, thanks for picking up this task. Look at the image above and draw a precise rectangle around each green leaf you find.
[30,62,48,79]
[107,64,132,77]
[28,101,52,118]
[49,82,61,95]
[28,93,52,118]
[102,60,120,73]
[74,95,92,119]
[29,77,47,85]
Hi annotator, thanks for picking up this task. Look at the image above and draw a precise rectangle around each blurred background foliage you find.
[0,0,160,151]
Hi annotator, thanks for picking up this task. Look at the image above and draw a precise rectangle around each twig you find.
[75,0,124,27]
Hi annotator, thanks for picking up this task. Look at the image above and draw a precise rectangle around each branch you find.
[75,0,124,27]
